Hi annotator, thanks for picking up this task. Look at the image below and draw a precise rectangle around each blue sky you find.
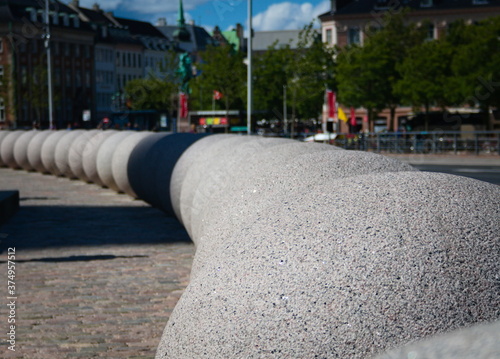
[76,0,331,33]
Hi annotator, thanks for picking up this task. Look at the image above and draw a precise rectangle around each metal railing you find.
[331,131,500,155]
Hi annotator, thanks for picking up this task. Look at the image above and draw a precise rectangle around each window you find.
[138,54,141,68]
[63,14,69,27]
[0,98,5,123]
[21,66,27,85]
[75,71,82,87]
[0,65,3,83]
[52,12,59,25]
[0,37,3,53]
[325,29,332,44]
[472,0,489,4]
[421,0,433,7]
[55,68,61,86]
[348,28,361,45]
[73,16,80,28]
[64,43,70,57]
[75,44,80,57]
[29,8,37,23]
[426,23,435,40]
[65,69,71,87]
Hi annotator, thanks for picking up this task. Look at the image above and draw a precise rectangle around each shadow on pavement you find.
[0,205,191,252]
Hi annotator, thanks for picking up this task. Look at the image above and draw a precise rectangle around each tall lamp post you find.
[247,0,252,135]
[44,0,54,129]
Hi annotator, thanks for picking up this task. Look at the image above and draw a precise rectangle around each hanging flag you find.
[213,90,223,100]
[350,107,356,126]
[180,93,188,118]
[327,90,335,119]
[338,107,348,122]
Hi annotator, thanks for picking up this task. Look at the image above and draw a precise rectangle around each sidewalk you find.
[384,153,500,166]
[0,168,195,358]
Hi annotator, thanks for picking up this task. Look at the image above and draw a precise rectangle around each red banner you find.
[180,93,188,118]
[327,90,335,119]
[213,90,223,100]
[350,107,356,126]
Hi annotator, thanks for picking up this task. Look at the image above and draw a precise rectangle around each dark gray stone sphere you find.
[127,132,208,214]
[111,131,154,197]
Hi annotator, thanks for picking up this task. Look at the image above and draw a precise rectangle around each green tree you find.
[450,16,500,129]
[191,44,246,130]
[336,42,388,129]
[253,41,294,118]
[124,50,180,116]
[395,39,454,130]
[288,23,336,129]
[337,11,426,130]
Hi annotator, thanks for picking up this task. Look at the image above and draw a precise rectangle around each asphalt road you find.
[413,164,500,186]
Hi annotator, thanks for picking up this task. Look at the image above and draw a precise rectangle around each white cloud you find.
[78,0,210,14]
[252,1,330,31]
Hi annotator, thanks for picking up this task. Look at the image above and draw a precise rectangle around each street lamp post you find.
[44,0,54,129]
[247,0,252,135]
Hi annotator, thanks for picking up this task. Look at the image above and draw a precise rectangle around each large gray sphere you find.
[0,130,26,169]
[373,320,500,359]
[13,130,40,171]
[176,135,296,239]
[82,130,117,185]
[27,130,54,173]
[54,130,86,178]
[41,130,71,175]
[170,134,235,223]
[127,132,207,215]
[156,171,499,359]
[68,130,101,182]
[190,148,416,273]
[96,131,134,190]
[111,131,153,197]
[0,131,13,167]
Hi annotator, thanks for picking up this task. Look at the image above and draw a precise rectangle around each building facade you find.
[0,0,95,129]
[319,0,500,132]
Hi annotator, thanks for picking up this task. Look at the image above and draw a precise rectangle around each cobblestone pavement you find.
[0,168,195,358]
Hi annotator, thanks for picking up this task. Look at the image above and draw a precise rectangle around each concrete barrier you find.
[41,130,70,176]
[82,130,118,186]
[156,170,499,359]
[27,130,54,173]
[0,130,25,169]
[54,130,86,178]
[68,130,101,182]
[96,131,134,190]
[0,131,11,167]
[111,131,153,197]
[0,130,497,358]
[127,133,209,215]
[374,320,500,359]
[13,130,39,171]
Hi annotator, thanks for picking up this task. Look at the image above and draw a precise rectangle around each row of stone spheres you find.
[0,129,498,358]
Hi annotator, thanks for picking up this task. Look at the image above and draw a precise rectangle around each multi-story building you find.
[319,0,500,132]
[320,0,500,47]
[0,0,95,129]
